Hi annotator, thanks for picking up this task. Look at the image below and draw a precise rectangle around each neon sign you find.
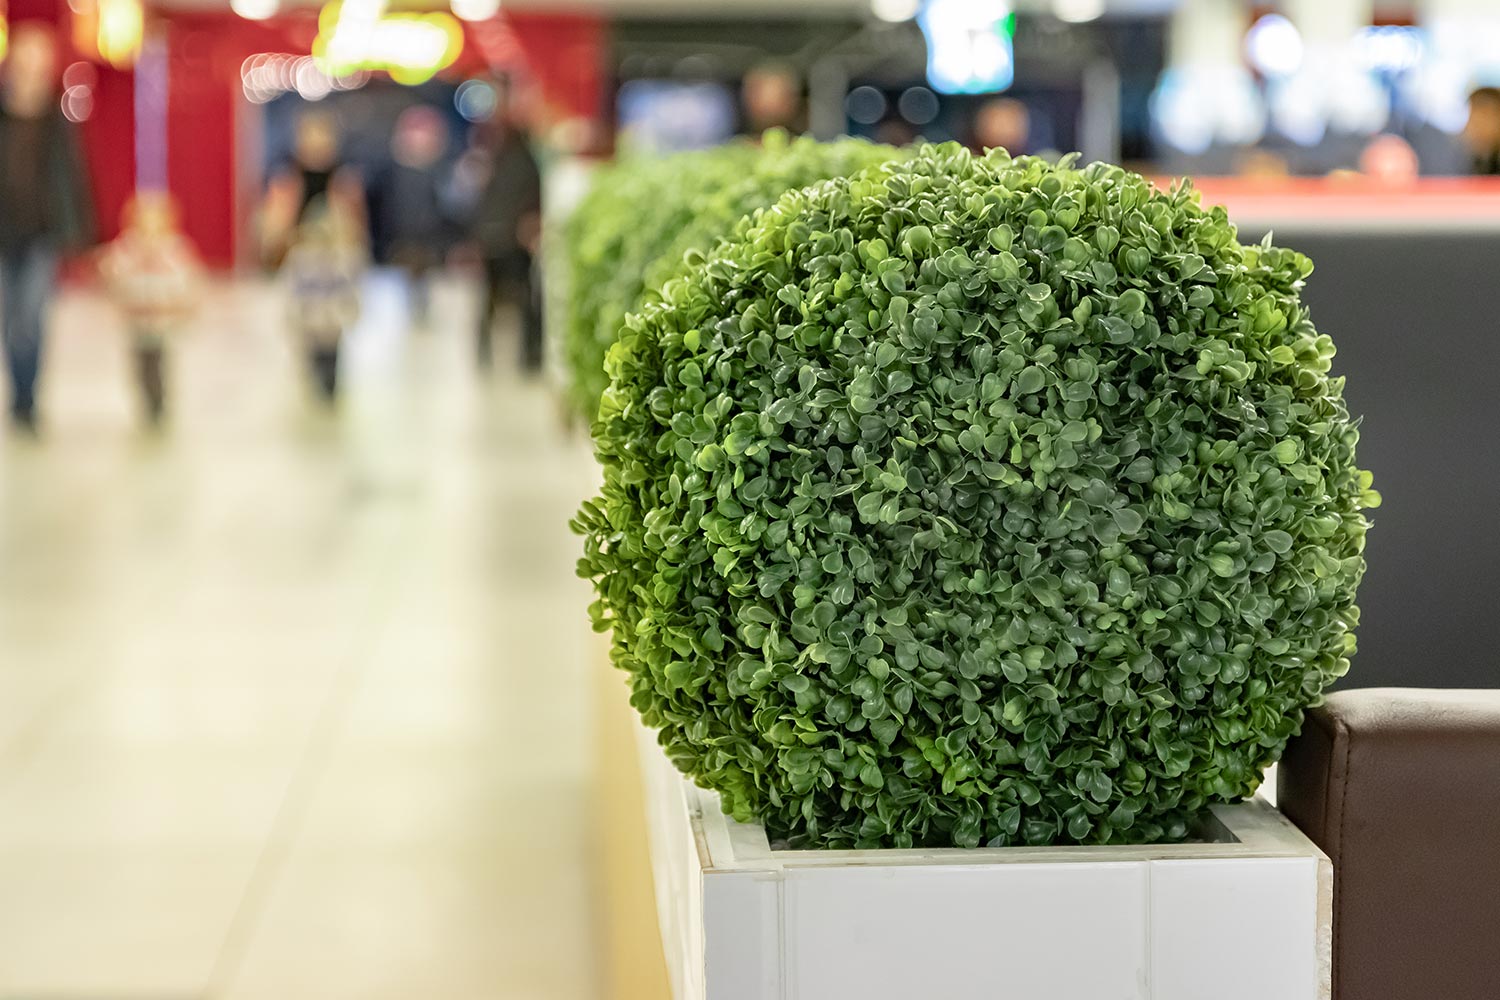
[68,0,144,69]
[313,0,464,86]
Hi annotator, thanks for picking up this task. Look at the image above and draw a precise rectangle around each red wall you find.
[166,31,237,266]
[81,66,136,245]
[504,13,608,121]
[6,0,61,21]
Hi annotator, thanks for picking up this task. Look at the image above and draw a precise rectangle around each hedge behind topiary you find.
[561,143,756,420]
[560,133,903,421]
[574,144,1377,849]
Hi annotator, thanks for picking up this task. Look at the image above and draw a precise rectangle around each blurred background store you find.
[22,0,1500,271]
[0,0,1496,997]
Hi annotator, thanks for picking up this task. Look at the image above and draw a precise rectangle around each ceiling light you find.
[451,0,500,22]
[872,0,921,24]
[1246,13,1304,79]
[231,0,279,21]
[1053,0,1104,24]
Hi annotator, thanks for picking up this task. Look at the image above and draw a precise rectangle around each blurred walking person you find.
[99,192,201,426]
[283,199,363,402]
[261,111,364,268]
[384,105,451,329]
[471,87,542,372]
[0,23,95,433]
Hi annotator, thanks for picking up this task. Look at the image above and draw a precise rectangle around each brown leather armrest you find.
[1278,688,1500,1000]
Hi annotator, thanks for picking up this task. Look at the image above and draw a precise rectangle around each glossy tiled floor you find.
[0,273,602,999]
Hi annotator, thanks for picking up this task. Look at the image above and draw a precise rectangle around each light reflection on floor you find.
[0,270,602,999]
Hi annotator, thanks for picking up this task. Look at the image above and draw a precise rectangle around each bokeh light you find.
[1151,66,1266,155]
[897,85,939,124]
[230,0,279,21]
[451,0,501,23]
[1052,0,1104,25]
[844,85,887,125]
[455,78,498,122]
[871,0,921,24]
[1245,14,1303,79]
[241,52,367,104]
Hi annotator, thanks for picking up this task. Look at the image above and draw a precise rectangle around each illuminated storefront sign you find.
[313,0,464,86]
[69,0,144,69]
[918,0,1016,95]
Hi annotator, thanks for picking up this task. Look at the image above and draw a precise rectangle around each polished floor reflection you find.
[0,273,601,999]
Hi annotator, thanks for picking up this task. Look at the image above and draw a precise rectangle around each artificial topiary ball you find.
[575,144,1376,849]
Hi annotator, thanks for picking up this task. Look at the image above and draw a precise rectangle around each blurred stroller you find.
[98,191,201,426]
[281,197,363,402]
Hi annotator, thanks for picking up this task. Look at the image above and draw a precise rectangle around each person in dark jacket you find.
[0,22,95,433]
[383,105,451,328]
[471,92,542,372]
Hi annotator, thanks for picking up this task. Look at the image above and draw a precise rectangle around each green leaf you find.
[1014,366,1047,396]
[1264,530,1294,554]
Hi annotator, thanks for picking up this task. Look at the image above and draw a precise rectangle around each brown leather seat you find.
[1278,688,1500,1000]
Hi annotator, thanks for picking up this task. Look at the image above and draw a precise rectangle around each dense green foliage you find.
[574,144,1376,849]
[561,134,902,420]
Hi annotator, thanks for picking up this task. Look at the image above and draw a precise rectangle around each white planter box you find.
[637,725,1331,1000]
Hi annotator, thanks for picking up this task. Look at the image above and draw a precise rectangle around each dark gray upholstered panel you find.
[1243,228,1499,689]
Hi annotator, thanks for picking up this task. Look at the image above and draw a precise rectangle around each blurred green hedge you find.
[559,133,904,423]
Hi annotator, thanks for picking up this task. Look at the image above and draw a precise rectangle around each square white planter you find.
[637,725,1331,1000]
